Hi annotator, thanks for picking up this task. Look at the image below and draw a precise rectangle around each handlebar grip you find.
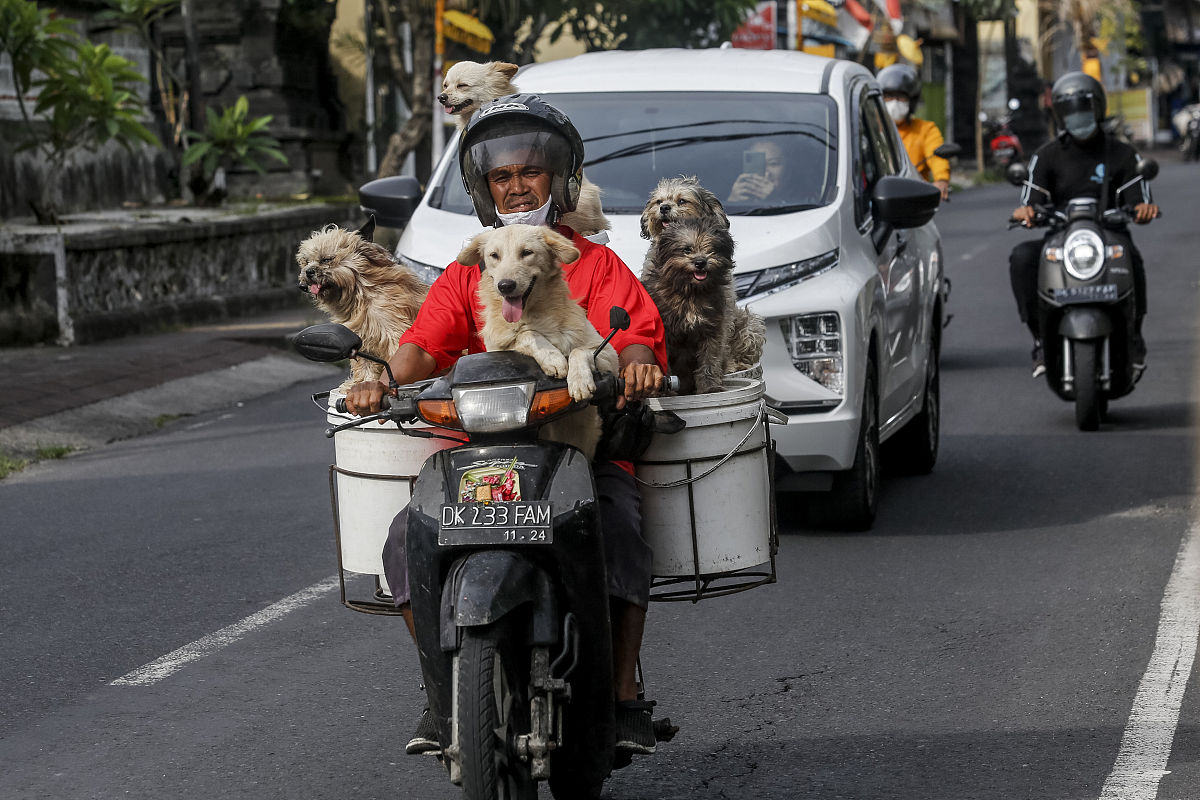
[663,375,680,394]
[334,395,391,414]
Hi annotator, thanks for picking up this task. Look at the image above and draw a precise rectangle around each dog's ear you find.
[697,187,730,230]
[457,232,488,267]
[355,214,376,243]
[495,62,519,80]
[541,229,581,265]
[639,204,653,240]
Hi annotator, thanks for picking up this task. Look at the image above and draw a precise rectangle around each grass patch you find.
[0,451,29,480]
[35,444,73,460]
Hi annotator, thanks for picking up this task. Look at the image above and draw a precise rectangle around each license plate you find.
[439,502,553,546]
[1053,284,1118,304]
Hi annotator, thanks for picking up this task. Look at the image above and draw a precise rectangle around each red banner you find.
[731,1,777,50]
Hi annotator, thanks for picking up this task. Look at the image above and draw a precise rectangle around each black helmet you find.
[1051,72,1106,141]
[459,93,585,227]
[877,64,921,104]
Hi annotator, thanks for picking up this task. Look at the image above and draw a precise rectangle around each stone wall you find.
[0,202,358,346]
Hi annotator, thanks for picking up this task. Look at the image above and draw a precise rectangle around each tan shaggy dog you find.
[296,217,428,390]
[458,224,620,459]
[439,60,609,238]
[641,216,765,395]
[639,175,730,241]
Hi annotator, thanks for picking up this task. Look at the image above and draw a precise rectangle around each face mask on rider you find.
[1062,110,1098,141]
[886,99,910,123]
[496,196,553,228]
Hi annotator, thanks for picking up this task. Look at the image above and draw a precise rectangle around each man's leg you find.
[1128,240,1148,368]
[611,598,646,702]
[1009,238,1045,375]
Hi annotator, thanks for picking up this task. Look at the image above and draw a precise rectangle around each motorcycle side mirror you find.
[933,143,962,159]
[294,323,398,386]
[294,323,363,362]
[595,306,631,362]
[1137,158,1159,181]
[1005,161,1030,187]
[1007,97,1021,111]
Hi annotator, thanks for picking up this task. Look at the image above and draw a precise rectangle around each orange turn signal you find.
[528,388,575,421]
[417,399,462,429]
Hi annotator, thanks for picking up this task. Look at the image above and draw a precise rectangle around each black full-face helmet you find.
[877,64,922,104]
[1051,72,1106,142]
[459,93,585,227]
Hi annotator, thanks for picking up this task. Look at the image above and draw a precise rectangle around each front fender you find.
[1058,307,1112,340]
[440,550,555,651]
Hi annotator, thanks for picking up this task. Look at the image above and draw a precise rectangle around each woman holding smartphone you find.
[727,140,787,203]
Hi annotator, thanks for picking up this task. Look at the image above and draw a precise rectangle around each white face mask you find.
[886,99,910,123]
[496,196,553,227]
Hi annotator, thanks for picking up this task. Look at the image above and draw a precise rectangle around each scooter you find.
[293,309,678,800]
[981,99,1023,168]
[1005,158,1158,431]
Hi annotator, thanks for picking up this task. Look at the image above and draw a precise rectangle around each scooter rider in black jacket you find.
[1009,71,1159,377]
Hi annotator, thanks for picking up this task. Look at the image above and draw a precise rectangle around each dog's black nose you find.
[496,279,517,296]
[305,267,317,280]
[437,93,447,104]
[691,256,708,269]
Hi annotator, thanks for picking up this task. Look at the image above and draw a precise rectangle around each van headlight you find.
[780,313,843,396]
[1063,229,1105,280]
[735,249,838,300]
[397,253,445,285]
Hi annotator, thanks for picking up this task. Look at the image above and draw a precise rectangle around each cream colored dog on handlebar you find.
[460,224,619,459]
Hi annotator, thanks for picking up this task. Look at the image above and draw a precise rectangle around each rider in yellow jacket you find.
[878,64,951,200]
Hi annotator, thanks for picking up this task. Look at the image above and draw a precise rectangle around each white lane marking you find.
[1099,522,1200,799]
[111,576,340,687]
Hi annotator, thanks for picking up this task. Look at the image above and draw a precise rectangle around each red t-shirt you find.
[399,226,668,374]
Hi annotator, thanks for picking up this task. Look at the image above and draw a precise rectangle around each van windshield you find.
[427,91,838,217]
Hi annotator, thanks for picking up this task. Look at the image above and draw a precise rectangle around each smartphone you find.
[743,150,766,176]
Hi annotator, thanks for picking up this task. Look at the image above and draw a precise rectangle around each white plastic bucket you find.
[635,378,777,591]
[327,391,459,587]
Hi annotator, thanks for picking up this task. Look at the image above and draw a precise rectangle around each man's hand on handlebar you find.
[1133,203,1159,224]
[1011,205,1036,227]
[618,362,665,410]
[343,380,391,416]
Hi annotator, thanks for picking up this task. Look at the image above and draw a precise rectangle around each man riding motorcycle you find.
[342,95,670,757]
[878,63,952,201]
[1009,71,1159,377]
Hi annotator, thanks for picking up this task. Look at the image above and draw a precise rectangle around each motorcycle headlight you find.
[397,252,445,285]
[448,383,535,433]
[735,249,838,300]
[1063,229,1105,280]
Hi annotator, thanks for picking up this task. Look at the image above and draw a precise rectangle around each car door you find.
[854,86,921,422]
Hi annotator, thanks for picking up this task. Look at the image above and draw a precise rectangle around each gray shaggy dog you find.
[639,175,730,241]
[641,216,765,395]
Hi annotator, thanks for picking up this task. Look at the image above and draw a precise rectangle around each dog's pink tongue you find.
[502,296,524,323]
[694,271,709,282]
[309,284,321,295]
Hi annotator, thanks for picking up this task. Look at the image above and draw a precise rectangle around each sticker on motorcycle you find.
[459,458,521,502]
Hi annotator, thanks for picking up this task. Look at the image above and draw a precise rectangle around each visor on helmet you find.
[461,121,574,226]
[1054,93,1100,139]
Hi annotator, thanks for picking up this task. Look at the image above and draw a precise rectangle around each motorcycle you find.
[293,310,679,800]
[981,99,1024,168]
[1005,158,1159,431]
[1174,103,1200,162]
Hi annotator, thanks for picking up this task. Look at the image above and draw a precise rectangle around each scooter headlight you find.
[448,382,536,433]
[1063,229,1105,280]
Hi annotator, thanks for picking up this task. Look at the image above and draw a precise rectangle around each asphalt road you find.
[2,154,1198,800]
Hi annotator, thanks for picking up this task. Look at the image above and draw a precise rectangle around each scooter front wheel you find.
[457,626,538,800]
[1072,340,1102,431]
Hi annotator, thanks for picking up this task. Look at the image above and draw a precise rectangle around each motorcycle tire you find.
[1189,133,1200,163]
[457,625,538,800]
[1072,340,1102,432]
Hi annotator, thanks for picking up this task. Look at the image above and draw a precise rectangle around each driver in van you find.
[727,140,788,203]
[342,93,669,759]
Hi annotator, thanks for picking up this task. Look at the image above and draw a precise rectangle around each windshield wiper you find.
[738,203,822,216]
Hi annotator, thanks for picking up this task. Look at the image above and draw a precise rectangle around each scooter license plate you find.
[438,502,553,546]
[1053,284,1118,304]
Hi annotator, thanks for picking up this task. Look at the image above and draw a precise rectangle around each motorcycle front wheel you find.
[457,625,538,800]
[1072,340,1102,431]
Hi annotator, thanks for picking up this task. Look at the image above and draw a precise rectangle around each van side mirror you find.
[872,176,941,229]
[359,176,423,229]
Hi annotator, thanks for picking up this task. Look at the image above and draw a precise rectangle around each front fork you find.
[517,614,580,779]
[1060,336,1111,392]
